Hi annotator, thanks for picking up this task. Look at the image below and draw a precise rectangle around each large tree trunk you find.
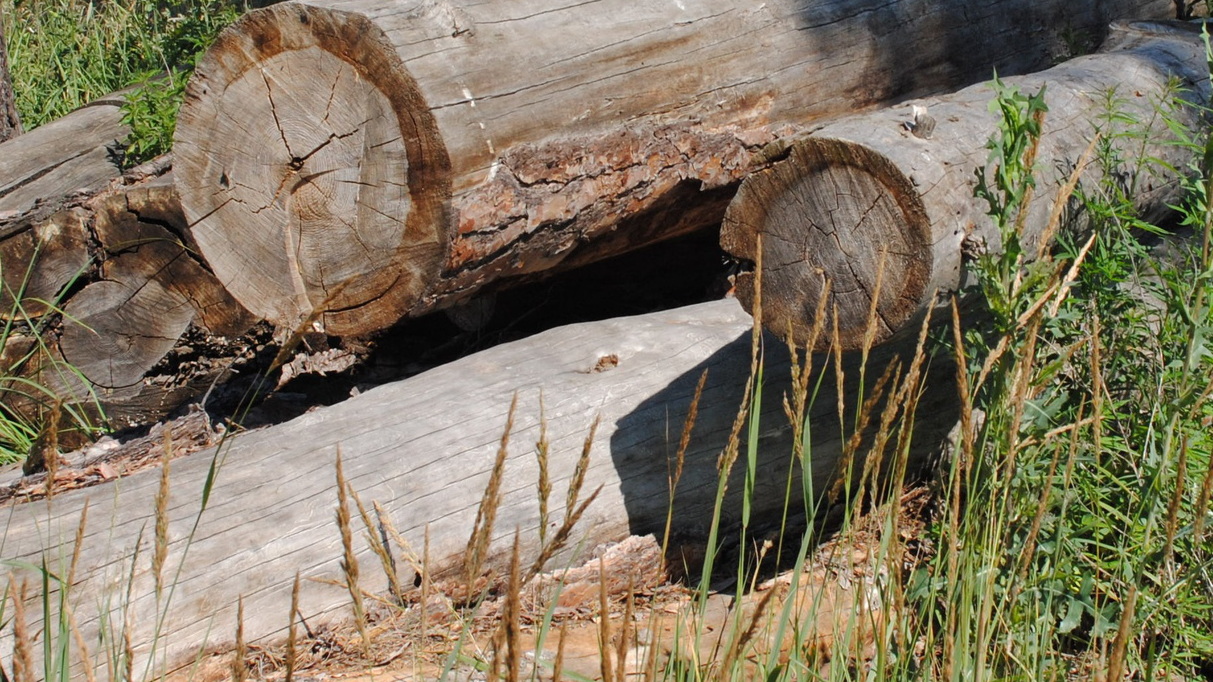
[2,298,956,677]
[721,20,1210,351]
[0,12,21,142]
[174,0,1168,337]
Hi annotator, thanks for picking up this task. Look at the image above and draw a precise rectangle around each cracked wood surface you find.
[721,20,1210,351]
[0,168,258,431]
[1,298,958,679]
[174,0,1169,336]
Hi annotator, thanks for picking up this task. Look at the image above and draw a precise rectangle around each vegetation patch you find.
[1,0,246,163]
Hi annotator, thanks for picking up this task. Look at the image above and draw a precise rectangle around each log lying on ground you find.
[3,298,956,676]
[0,85,268,431]
[721,20,1210,351]
[174,0,1169,337]
[0,160,259,432]
[0,92,127,222]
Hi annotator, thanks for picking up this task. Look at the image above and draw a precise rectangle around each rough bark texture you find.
[2,298,955,678]
[175,0,1170,337]
[0,12,20,142]
[721,20,1210,350]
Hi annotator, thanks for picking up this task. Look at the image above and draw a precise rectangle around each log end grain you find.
[721,138,931,351]
[174,3,452,336]
[0,209,92,318]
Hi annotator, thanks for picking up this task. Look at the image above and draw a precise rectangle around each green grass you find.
[397,58,1213,681]
[1,0,246,163]
[0,248,104,464]
[621,40,1213,682]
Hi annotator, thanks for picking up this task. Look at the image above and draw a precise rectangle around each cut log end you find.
[721,138,932,351]
[174,3,452,336]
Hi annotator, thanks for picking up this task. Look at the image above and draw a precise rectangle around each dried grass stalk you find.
[42,400,61,499]
[597,557,614,682]
[528,485,601,581]
[535,392,551,546]
[503,531,522,682]
[720,586,776,677]
[465,394,518,592]
[662,369,707,568]
[552,622,568,682]
[123,625,134,682]
[615,580,635,682]
[334,447,368,651]
[68,603,98,682]
[1107,584,1137,681]
[349,486,401,603]
[285,572,299,682]
[153,427,172,598]
[11,577,33,682]
[565,414,600,517]
[69,499,89,587]
[231,596,247,682]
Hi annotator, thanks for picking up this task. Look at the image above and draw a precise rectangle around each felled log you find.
[0,84,262,431]
[174,0,1169,337]
[0,160,259,433]
[721,20,1210,350]
[0,92,127,223]
[3,298,956,676]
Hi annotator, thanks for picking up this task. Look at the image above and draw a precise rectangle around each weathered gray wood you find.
[0,93,126,224]
[721,20,1210,350]
[175,0,1170,337]
[2,299,954,677]
[0,12,20,142]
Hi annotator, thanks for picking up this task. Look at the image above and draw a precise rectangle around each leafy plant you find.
[1,0,248,165]
[119,0,245,165]
[921,53,1213,679]
[120,71,188,166]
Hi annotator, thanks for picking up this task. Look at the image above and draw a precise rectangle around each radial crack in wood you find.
[175,5,449,335]
[175,0,1171,337]
[722,20,1210,350]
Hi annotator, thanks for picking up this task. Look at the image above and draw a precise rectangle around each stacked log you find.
[721,20,1210,350]
[0,111,259,431]
[174,0,1169,338]
[3,298,956,676]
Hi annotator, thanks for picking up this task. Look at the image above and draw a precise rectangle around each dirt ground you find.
[174,489,931,682]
